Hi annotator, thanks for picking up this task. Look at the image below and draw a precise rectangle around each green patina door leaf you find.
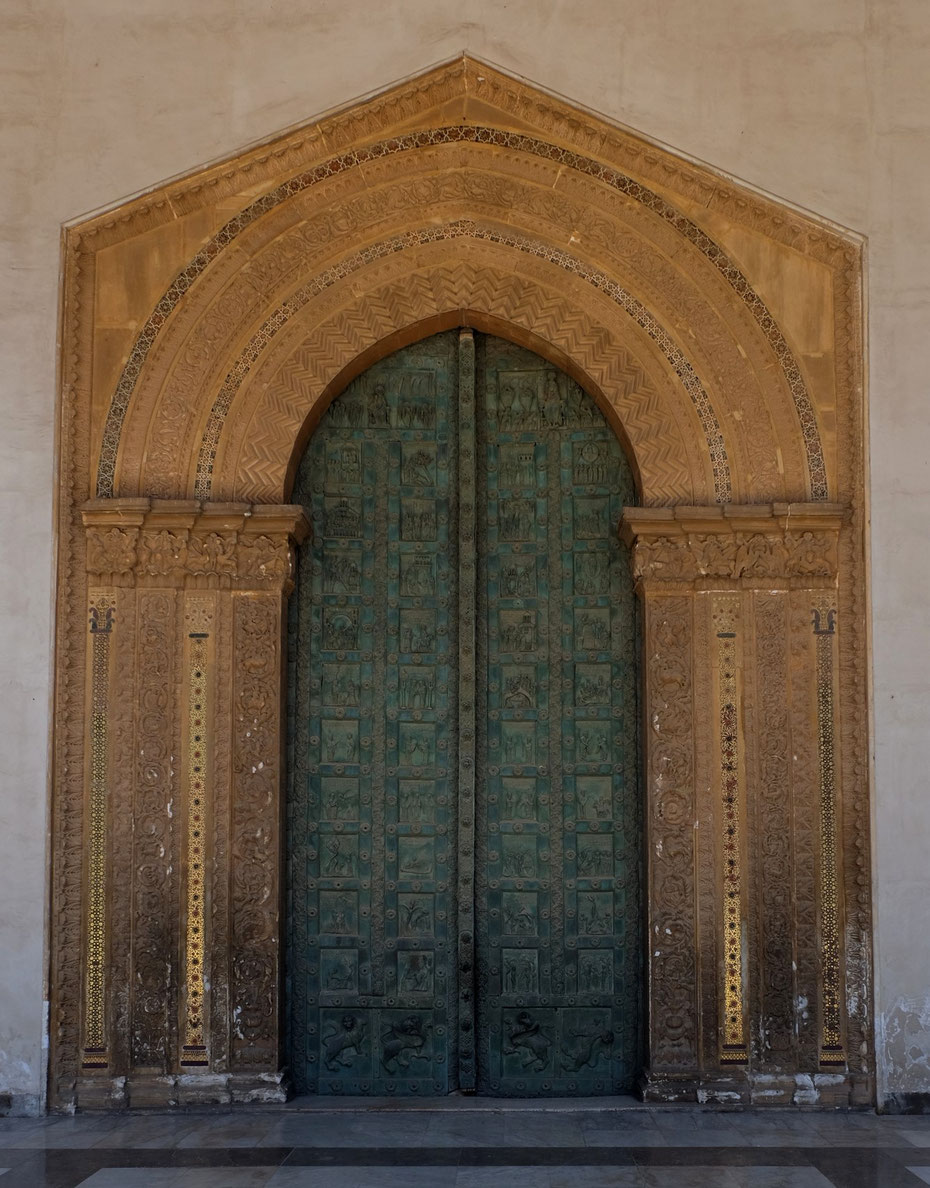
[287,330,640,1096]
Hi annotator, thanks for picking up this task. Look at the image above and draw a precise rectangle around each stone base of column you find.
[639,1068,869,1108]
[63,1070,289,1110]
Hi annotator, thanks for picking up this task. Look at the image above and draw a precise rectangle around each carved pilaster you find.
[623,503,851,1104]
[71,500,308,1109]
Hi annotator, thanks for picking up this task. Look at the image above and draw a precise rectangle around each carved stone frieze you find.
[621,505,845,585]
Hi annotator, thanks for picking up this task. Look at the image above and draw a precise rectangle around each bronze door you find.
[287,330,640,1095]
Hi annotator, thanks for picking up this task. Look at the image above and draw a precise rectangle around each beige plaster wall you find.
[0,0,925,1110]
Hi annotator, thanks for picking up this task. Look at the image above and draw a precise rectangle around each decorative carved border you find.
[94,126,824,501]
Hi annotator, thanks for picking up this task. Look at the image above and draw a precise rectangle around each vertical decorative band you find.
[83,595,115,1068]
[713,595,748,1064]
[182,598,212,1065]
[456,329,477,1089]
[813,602,845,1066]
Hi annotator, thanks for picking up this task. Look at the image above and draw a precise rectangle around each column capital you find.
[619,503,846,586]
[82,498,310,591]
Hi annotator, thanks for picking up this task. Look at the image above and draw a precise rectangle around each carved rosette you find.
[75,500,308,1106]
[622,503,849,1103]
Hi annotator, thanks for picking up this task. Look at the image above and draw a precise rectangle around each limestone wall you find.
[0,0,925,1110]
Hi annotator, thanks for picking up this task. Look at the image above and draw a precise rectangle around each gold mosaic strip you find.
[713,596,748,1063]
[82,596,115,1068]
[181,600,212,1064]
[814,604,846,1067]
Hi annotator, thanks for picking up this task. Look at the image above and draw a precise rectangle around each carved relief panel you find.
[476,336,640,1095]
[288,335,460,1095]
[288,332,640,1096]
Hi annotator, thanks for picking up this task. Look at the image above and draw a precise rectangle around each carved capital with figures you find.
[82,499,310,591]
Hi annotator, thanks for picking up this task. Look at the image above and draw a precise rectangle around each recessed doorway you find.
[286,329,640,1096]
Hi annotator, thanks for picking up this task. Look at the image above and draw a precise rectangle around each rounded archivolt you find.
[98,126,826,508]
[196,222,729,503]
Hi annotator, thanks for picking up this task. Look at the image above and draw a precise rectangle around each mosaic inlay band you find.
[95,126,826,502]
[192,219,730,503]
[714,596,747,1063]
[82,596,115,1068]
[813,603,845,1067]
[181,600,211,1064]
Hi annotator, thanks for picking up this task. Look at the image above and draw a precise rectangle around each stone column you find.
[621,503,860,1106]
[72,499,309,1108]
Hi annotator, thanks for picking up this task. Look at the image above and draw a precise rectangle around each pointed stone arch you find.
[53,56,869,1109]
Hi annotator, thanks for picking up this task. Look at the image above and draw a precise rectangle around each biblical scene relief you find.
[398,837,434,879]
[498,444,538,489]
[576,776,612,821]
[499,498,535,541]
[501,665,536,708]
[398,951,434,994]
[493,370,601,431]
[398,894,434,936]
[401,444,436,487]
[499,610,536,653]
[322,608,359,651]
[399,666,436,709]
[321,949,359,993]
[324,498,362,539]
[577,891,613,936]
[501,778,537,820]
[321,835,359,879]
[578,952,613,995]
[320,891,359,934]
[574,608,611,652]
[499,556,536,597]
[502,892,539,935]
[321,721,359,763]
[321,778,359,821]
[327,442,362,486]
[399,609,437,654]
[575,721,611,763]
[399,780,434,822]
[500,722,536,765]
[503,948,539,993]
[322,664,360,707]
[577,835,613,878]
[399,552,435,596]
[398,722,436,766]
[401,499,437,542]
[501,835,538,879]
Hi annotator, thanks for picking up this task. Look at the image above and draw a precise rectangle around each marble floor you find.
[1,1102,930,1187]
